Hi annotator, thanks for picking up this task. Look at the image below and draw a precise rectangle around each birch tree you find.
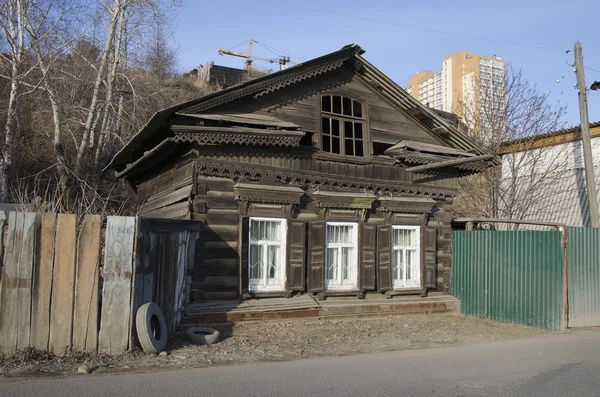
[453,66,568,221]
[0,0,68,201]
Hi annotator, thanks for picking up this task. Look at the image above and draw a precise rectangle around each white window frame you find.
[248,217,287,292]
[325,222,358,290]
[392,225,421,289]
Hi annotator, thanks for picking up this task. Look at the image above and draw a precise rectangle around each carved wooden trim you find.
[180,57,350,115]
[174,132,302,147]
[194,159,457,198]
[233,183,304,205]
[378,197,436,214]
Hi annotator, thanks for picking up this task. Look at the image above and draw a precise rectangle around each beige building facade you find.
[407,52,505,134]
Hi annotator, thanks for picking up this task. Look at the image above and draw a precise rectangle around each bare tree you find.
[139,23,178,81]
[0,0,69,201]
[454,65,568,222]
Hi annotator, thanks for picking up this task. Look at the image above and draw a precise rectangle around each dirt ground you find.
[0,314,549,379]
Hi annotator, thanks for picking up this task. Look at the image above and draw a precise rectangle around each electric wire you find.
[256,0,568,53]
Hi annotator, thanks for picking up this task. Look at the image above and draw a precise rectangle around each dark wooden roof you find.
[108,44,493,172]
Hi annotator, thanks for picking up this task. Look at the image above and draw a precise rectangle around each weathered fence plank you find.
[15,213,39,350]
[98,216,136,355]
[0,212,25,354]
[49,214,77,356]
[31,213,57,351]
[0,211,7,286]
[72,215,102,353]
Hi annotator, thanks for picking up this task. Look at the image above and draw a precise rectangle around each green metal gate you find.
[451,231,565,330]
[567,227,600,327]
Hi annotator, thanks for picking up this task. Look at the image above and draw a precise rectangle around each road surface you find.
[2,330,600,396]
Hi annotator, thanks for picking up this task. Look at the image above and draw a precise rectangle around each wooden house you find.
[108,44,495,302]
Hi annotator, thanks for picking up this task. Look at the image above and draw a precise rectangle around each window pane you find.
[331,119,340,137]
[327,224,353,243]
[322,117,330,135]
[323,135,331,152]
[249,244,262,280]
[326,247,337,281]
[393,249,402,281]
[406,249,418,285]
[250,220,281,241]
[354,140,364,157]
[344,121,353,138]
[345,139,354,156]
[354,123,363,139]
[267,245,280,280]
[322,95,331,112]
[342,97,352,116]
[341,247,353,283]
[332,137,340,154]
[333,96,342,114]
[352,100,362,118]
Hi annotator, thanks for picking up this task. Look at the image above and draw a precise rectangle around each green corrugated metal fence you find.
[567,227,600,327]
[451,231,565,331]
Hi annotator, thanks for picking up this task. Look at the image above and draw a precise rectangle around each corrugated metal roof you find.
[503,121,600,147]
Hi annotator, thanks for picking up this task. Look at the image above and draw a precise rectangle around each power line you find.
[585,66,600,74]
[227,39,251,51]
[254,40,304,61]
[256,0,568,53]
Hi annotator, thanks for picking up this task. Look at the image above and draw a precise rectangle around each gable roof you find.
[108,44,491,172]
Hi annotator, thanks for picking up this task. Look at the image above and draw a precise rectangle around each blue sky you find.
[174,0,600,127]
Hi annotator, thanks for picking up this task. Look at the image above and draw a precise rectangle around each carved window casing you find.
[321,95,365,157]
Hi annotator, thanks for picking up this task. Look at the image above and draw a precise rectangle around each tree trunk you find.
[75,0,122,174]
[0,74,19,202]
[95,8,125,164]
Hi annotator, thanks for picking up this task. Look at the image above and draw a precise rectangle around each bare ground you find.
[0,314,549,379]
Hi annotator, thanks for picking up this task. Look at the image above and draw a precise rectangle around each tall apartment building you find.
[407,52,505,134]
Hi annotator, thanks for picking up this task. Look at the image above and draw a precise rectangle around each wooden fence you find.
[0,212,198,356]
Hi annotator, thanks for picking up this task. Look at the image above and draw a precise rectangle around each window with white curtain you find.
[392,226,421,288]
[248,218,286,291]
[325,222,358,289]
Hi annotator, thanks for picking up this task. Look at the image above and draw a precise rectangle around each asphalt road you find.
[2,330,600,397]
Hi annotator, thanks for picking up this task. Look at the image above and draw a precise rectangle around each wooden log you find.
[0,212,23,354]
[140,184,193,214]
[72,215,102,353]
[98,216,136,355]
[204,224,238,242]
[139,217,202,233]
[49,213,77,356]
[30,213,56,351]
[194,209,238,225]
[203,291,239,300]
[15,213,39,350]
[142,201,190,219]
[193,196,238,211]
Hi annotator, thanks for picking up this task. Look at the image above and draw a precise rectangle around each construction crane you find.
[217,39,293,71]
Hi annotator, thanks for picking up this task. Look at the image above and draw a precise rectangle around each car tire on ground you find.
[136,302,168,354]
[185,327,220,345]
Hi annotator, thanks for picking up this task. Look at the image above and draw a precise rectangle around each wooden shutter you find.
[422,226,437,289]
[286,220,306,291]
[359,224,376,291]
[240,217,249,295]
[377,225,392,291]
[307,221,325,293]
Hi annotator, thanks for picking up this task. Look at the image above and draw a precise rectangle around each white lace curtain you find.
[250,220,282,242]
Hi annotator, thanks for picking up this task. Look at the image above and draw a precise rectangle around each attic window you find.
[321,95,365,157]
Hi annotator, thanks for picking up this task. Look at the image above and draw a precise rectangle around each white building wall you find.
[501,136,600,226]
[442,59,453,112]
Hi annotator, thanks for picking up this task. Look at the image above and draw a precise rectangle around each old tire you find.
[185,327,220,345]
[136,302,168,354]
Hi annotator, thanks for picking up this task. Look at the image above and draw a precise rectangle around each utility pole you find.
[574,41,600,228]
